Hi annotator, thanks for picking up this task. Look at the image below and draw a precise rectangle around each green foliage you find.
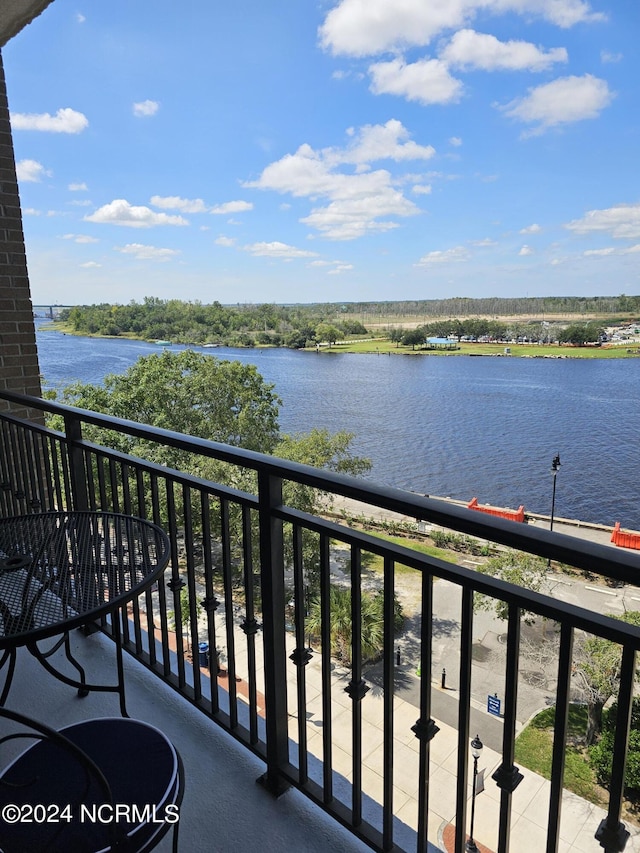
[558,322,605,345]
[430,529,490,556]
[589,698,640,794]
[46,349,282,464]
[574,611,640,743]
[315,322,344,347]
[45,350,370,584]
[60,299,365,349]
[474,551,547,621]
[307,585,404,666]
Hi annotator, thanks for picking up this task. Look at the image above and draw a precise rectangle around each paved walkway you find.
[236,504,640,851]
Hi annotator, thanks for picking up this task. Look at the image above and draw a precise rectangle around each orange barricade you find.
[467,497,525,523]
[611,522,640,550]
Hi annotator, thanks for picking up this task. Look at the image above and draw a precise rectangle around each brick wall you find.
[0,49,43,423]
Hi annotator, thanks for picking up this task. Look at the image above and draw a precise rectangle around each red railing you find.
[467,496,526,523]
[611,521,640,550]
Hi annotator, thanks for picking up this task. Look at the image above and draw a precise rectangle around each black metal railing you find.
[1,389,640,853]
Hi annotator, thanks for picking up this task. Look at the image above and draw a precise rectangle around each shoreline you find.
[37,323,640,360]
[328,493,638,544]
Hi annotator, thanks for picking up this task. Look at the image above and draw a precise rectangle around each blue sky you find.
[4,0,640,306]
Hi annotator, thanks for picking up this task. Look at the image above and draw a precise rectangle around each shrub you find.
[589,698,640,793]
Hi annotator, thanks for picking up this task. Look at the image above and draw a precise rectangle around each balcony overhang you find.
[0,0,55,46]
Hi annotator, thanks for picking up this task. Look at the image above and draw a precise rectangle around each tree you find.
[401,328,425,350]
[572,611,640,744]
[315,323,343,347]
[558,322,605,346]
[47,350,282,469]
[474,551,548,622]
[45,350,370,579]
[307,585,403,666]
[521,611,640,745]
[590,697,640,794]
[389,328,404,348]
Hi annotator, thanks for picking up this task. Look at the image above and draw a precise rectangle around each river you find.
[34,323,640,530]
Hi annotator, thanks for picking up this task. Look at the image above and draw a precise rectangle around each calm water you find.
[35,323,640,529]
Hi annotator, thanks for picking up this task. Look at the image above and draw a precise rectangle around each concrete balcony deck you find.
[2,631,374,853]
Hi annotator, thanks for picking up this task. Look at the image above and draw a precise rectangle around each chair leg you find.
[0,648,16,705]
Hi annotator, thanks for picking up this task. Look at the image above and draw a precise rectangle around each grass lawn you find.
[515,705,606,805]
[350,531,460,575]
[314,338,639,359]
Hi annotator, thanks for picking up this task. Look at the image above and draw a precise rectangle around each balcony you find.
[2,388,640,853]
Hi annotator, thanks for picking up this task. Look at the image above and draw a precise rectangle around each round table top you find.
[0,511,170,648]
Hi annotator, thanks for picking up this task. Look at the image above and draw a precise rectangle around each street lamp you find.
[466,734,483,852]
[548,453,561,568]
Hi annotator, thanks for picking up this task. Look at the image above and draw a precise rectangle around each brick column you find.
[0,49,43,422]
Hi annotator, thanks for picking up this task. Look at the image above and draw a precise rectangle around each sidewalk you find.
[287,649,640,853]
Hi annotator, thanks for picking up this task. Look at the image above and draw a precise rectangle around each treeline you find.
[59,298,368,348]
[334,294,640,319]
[58,295,638,348]
[392,318,608,347]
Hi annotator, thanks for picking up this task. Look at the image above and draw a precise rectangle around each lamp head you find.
[470,734,483,758]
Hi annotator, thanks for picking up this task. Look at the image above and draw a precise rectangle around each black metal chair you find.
[0,708,184,852]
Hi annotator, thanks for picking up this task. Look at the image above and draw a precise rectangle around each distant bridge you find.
[32,305,74,319]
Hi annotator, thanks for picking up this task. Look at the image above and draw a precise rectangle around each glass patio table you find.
[0,511,170,715]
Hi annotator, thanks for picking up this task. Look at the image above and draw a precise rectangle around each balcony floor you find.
[2,631,375,853]
[3,628,640,853]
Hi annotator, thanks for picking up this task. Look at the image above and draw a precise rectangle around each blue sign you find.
[487,694,501,716]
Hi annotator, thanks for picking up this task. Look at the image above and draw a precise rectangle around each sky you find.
[4,0,640,306]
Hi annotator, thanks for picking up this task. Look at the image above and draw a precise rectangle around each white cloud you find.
[76,13,86,24]
[519,245,534,255]
[215,236,236,247]
[369,58,463,105]
[115,243,180,261]
[23,208,41,216]
[319,0,604,57]
[133,100,160,117]
[441,29,567,72]
[68,199,92,207]
[520,223,541,233]
[415,246,470,266]
[565,204,640,240]
[501,74,613,134]
[12,108,88,133]
[601,50,622,64]
[68,182,88,192]
[16,159,50,182]
[85,199,189,228]
[342,119,436,163]
[471,237,496,246]
[583,247,615,256]
[243,241,319,259]
[151,195,208,213]
[412,184,432,195]
[62,233,99,244]
[210,200,254,214]
[308,259,353,274]
[449,136,462,147]
[245,121,431,239]
[327,262,354,275]
[80,261,101,268]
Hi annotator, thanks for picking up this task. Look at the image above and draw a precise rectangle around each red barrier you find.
[611,522,640,550]
[467,497,526,523]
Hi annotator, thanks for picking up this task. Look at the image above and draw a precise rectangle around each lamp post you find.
[548,453,561,568]
[466,734,483,852]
